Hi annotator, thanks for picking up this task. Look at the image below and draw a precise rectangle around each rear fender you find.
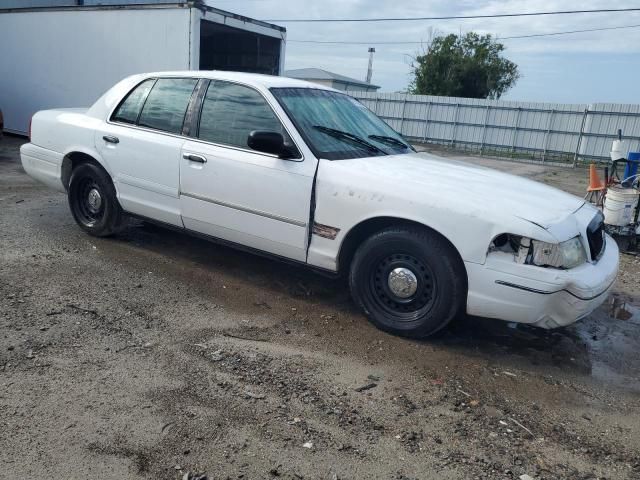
[61,145,116,193]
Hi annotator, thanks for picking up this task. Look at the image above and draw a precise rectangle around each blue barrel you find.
[624,152,640,186]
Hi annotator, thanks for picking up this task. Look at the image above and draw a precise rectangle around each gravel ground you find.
[1,135,639,480]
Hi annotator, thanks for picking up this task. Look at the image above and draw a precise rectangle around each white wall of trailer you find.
[0,7,192,134]
[1,1,182,6]
[0,4,286,134]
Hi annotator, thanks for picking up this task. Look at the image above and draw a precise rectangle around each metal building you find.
[0,0,286,134]
[285,68,381,93]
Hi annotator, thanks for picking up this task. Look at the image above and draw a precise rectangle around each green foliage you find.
[409,32,520,99]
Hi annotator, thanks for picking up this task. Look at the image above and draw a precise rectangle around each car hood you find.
[334,152,585,229]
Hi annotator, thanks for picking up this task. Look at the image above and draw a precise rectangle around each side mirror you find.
[247,131,298,159]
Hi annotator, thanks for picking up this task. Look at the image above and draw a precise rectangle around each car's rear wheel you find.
[349,226,466,338]
[68,163,124,237]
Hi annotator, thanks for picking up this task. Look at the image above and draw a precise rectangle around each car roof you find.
[141,70,338,91]
[88,70,344,122]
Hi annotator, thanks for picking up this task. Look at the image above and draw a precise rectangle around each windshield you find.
[271,87,414,160]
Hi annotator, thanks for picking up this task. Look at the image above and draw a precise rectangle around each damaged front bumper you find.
[465,234,619,328]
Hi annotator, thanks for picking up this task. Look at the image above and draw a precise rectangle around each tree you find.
[409,32,520,99]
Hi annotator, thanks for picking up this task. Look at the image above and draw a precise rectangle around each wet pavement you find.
[1,135,639,479]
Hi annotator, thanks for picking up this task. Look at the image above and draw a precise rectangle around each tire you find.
[68,162,124,237]
[349,226,467,338]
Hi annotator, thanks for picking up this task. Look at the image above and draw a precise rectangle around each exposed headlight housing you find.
[491,234,587,269]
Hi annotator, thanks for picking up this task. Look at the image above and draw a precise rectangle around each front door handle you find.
[103,135,119,144]
[183,153,207,164]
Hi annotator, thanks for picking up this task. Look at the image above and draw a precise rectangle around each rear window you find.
[137,78,199,134]
[111,79,155,125]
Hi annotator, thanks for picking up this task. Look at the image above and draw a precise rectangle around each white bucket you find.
[610,139,628,161]
[603,186,639,226]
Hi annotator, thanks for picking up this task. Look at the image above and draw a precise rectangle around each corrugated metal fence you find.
[351,92,640,166]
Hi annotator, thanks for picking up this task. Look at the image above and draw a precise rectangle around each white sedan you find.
[20,71,619,338]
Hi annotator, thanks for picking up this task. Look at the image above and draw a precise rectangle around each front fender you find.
[309,174,555,268]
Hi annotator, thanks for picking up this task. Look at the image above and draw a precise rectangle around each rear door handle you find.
[183,153,207,164]
[103,135,119,144]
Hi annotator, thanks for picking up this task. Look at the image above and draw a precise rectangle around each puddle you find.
[577,296,640,392]
[608,294,637,321]
[433,295,640,393]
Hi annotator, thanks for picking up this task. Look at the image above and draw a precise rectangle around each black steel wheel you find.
[369,253,436,319]
[349,226,466,338]
[68,162,124,237]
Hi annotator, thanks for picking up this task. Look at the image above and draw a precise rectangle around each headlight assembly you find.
[491,234,587,269]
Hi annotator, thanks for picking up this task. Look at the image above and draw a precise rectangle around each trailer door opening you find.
[199,20,281,75]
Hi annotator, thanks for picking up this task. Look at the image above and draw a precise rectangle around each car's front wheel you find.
[349,226,467,338]
[68,162,124,237]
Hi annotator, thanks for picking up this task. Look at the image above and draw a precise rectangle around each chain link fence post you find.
[511,107,522,156]
[450,103,460,147]
[541,109,555,163]
[573,108,589,167]
[480,104,490,156]
[422,101,432,143]
[398,96,408,137]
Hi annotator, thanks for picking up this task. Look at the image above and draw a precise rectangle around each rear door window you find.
[111,79,156,125]
[137,78,199,134]
[198,80,284,149]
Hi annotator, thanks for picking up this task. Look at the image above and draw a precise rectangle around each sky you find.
[214,0,640,105]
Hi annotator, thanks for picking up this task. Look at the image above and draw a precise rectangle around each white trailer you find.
[0,1,286,134]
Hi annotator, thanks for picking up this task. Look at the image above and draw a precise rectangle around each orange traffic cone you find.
[587,163,605,192]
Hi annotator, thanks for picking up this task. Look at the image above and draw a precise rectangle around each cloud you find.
[221,0,640,102]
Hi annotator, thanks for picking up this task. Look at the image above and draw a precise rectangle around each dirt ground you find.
[1,135,639,480]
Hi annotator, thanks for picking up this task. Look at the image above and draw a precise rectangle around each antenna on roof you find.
[366,47,375,84]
